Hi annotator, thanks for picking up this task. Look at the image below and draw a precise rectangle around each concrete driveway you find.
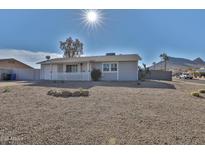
[0,81,35,87]
[174,78,205,85]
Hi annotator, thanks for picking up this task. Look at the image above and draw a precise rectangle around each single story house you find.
[196,67,205,73]
[37,53,141,81]
[0,58,40,81]
[0,58,33,69]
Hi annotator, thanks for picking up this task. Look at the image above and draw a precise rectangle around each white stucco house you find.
[37,53,141,81]
[196,67,205,73]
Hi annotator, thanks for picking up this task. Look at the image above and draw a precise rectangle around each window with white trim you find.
[103,63,110,72]
[102,63,118,72]
[111,63,117,71]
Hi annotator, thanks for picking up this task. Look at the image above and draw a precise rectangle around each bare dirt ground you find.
[0,80,205,145]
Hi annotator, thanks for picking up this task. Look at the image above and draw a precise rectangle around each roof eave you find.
[37,54,142,64]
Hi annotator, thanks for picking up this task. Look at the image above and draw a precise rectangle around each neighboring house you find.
[38,54,141,81]
[196,67,205,73]
[0,58,33,69]
[0,58,40,81]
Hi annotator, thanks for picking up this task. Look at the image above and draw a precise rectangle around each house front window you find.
[66,65,78,72]
[102,63,118,72]
[111,63,117,71]
[103,64,110,72]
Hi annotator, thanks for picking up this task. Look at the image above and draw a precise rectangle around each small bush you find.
[191,92,200,97]
[61,90,72,98]
[199,89,205,93]
[80,90,89,97]
[91,69,101,81]
[47,89,55,95]
[47,89,62,97]
[2,87,11,93]
[47,89,89,98]
[79,87,83,93]
[72,91,81,97]
[78,88,89,96]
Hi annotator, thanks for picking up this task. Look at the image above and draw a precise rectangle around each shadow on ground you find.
[23,80,176,90]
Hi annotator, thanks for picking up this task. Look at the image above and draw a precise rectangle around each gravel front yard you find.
[0,80,205,144]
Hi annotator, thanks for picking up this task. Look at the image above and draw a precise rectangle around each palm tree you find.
[160,53,169,71]
[143,63,150,75]
[143,63,146,70]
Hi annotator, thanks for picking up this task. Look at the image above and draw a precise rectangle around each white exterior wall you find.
[40,60,139,81]
[91,61,138,81]
[91,62,118,81]
[40,64,52,80]
[0,68,40,80]
[12,68,40,80]
[40,63,90,81]
[118,61,138,81]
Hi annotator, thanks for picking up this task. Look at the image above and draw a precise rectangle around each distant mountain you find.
[150,56,205,73]
[193,57,205,65]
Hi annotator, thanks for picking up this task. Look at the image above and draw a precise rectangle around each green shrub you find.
[200,72,205,77]
[191,92,200,97]
[194,72,205,78]
[91,69,101,81]
[199,89,205,93]
[193,72,200,78]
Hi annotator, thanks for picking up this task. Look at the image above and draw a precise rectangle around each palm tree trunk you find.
[164,60,167,71]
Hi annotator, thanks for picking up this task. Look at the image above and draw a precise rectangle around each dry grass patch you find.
[1,80,205,144]
[2,87,11,93]
[108,137,117,145]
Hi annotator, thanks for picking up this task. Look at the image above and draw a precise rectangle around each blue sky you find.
[0,9,205,68]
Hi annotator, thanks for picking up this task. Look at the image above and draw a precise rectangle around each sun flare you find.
[87,10,98,23]
[81,10,104,31]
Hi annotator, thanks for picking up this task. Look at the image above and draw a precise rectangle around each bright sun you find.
[87,10,98,23]
[81,10,104,31]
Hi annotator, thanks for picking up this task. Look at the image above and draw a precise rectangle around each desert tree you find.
[60,37,83,58]
[160,53,169,71]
